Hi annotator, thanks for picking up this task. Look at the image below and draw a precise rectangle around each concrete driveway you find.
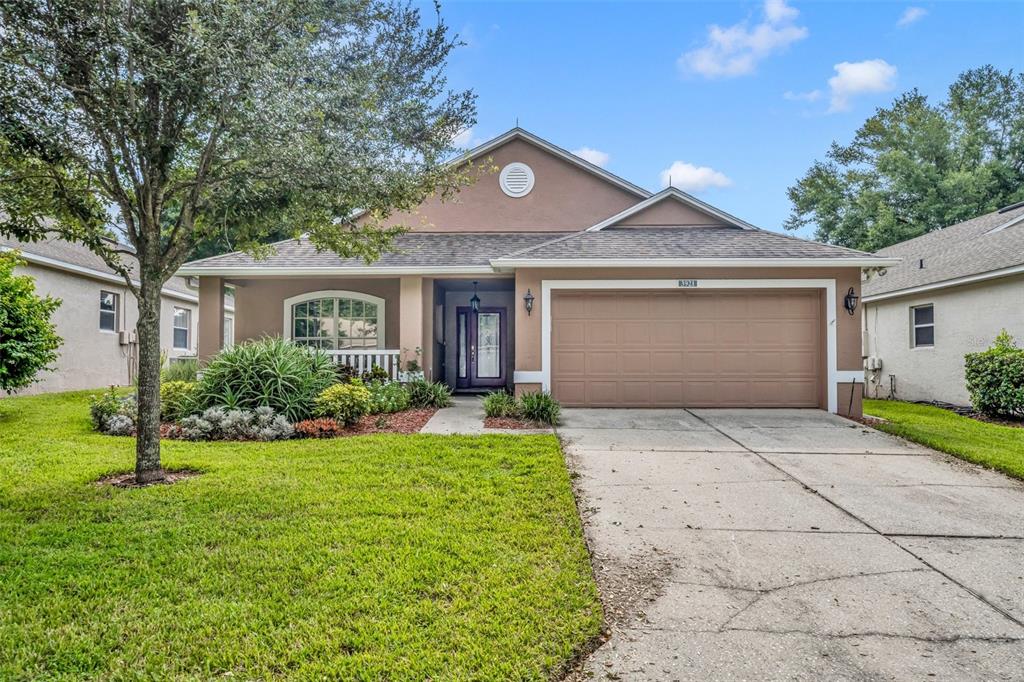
[561,408,1024,680]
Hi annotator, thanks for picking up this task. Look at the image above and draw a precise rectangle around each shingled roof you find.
[178,232,573,273]
[863,204,1024,300]
[492,226,883,263]
[1,234,195,296]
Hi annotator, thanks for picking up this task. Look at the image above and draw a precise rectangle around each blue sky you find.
[425,0,1023,236]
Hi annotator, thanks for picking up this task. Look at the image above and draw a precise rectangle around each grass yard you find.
[0,391,601,680]
[864,399,1024,480]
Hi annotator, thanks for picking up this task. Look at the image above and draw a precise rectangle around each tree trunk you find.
[135,271,164,483]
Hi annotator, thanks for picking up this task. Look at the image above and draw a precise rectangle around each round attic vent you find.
[499,162,535,198]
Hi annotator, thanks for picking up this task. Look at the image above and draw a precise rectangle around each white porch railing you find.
[325,349,402,380]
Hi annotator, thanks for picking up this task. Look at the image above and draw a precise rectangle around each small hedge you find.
[481,390,560,425]
[965,330,1024,418]
[314,383,372,425]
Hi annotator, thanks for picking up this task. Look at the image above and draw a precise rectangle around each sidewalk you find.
[421,395,553,435]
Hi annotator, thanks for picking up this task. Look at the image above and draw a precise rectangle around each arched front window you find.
[283,291,384,350]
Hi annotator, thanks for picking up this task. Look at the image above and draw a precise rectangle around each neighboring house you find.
[862,203,1024,405]
[1,235,235,394]
[178,128,895,417]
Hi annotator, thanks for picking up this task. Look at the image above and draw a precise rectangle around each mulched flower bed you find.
[96,469,201,488]
[483,416,547,430]
[343,408,437,435]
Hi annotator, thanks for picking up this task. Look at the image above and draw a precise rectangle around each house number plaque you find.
[677,279,698,288]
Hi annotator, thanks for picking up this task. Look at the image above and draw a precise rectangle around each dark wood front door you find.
[456,306,507,389]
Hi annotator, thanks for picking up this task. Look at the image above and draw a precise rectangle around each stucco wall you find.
[513,266,864,413]
[365,138,642,233]
[12,262,199,394]
[863,274,1024,405]
[231,277,401,348]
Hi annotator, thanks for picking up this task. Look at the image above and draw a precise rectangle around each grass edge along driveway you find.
[864,398,1024,480]
[0,391,601,680]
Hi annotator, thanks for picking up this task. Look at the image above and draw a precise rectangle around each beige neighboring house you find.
[178,128,897,417]
[862,202,1024,405]
[1,235,235,395]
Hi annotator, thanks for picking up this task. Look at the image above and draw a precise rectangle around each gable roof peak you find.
[585,186,759,232]
[456,127,652,199]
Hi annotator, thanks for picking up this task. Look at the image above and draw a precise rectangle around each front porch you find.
[196,275,518,391]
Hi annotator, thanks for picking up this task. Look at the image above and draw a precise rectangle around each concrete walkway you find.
[562,408,1024,680]
[420,395,553,435]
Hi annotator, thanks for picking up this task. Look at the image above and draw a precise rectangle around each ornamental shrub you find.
[0,251,62,393]
[406,379,453,408]
[314,383,371,425]
[482,391,518,418]
[363,364,391,383]
[89,387,137,432]
[964,330,1024,418]
[161,358,198,382]
[160,381,198,421]
[294,418,343,438]
[518,391,561,425]
[366,380,410,414]
[177,406,293,441]
[195,337,335,421]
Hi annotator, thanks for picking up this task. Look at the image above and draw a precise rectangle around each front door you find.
[456,306,507,389]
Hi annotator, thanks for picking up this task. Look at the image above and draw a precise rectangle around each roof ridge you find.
[494,229,590,259]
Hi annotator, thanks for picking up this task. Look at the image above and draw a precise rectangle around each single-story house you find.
[178,128,896,417]
[862,202,1024,405]
[1,235,235,394]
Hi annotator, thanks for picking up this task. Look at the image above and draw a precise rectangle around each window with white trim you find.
[290,294,380,349]
[223,316,234,349]
[911,304,934,348]
[99,291,119,332]
[173,307,191,349]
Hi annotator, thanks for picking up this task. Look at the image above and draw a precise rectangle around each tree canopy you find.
[0,0,475,481]
[785,66,1024,252]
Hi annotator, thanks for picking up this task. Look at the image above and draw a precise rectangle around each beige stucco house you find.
[862,203,1024,405]
[1,235,235,394]
[179,128,896,417]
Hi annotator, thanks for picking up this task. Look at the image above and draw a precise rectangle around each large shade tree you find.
[0,0,475,482]
[786,66,1024,251]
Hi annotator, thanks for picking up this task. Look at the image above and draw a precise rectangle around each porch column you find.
[399,276,423,371]
[197,276,225,362]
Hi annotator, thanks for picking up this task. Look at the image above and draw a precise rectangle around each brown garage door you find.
[551,289,822,408]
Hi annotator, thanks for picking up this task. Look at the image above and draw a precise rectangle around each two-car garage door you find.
[551,289,823,408]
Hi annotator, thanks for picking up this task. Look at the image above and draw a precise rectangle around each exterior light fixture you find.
[843,287,859,316]
[470,281,481,312]
[523,288,535,316]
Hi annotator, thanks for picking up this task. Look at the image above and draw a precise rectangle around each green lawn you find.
[0,391,601,680]
[864,399,1024,480]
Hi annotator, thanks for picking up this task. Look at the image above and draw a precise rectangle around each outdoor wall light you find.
[844,287,859,316]
[470,281,481,312]
[523,288,535,316]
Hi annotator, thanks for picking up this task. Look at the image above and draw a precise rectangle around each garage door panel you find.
[620,322,651,346]
[551,289,822,408]
[586,321,619,345]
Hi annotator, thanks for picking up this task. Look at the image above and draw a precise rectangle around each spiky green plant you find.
[195,337,336,421]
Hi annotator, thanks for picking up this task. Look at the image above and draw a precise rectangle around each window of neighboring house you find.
[173,307,191,350]
[99,291,119,332]
[288,293,382,349]
[911,304,934,348]
[223,316,234,349]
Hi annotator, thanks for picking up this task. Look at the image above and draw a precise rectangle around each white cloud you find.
[827,59,898,112]
[452,126,482,149]
[679,0,808,79]
[659,161,733,192]
[784,89,822,102]
[572,146,610,167]
[897,7,928,27]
